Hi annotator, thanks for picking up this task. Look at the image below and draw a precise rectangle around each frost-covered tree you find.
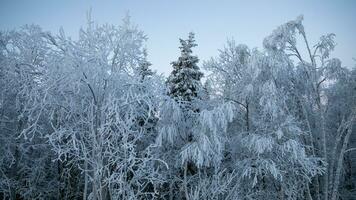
[205,38,325,199]
[204,40,253,131]
[166,32,203,102]
[324,67,356,200]
[203,15,355,200]
[17,15,165,200]
[157,32,235,200]
[0,25,60,200]
[262,15,355,200]
[137,49,154,81]
[1,12,355,200]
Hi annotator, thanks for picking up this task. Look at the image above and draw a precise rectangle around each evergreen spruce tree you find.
[138,49,153,81]
[163,32,205,198]
[134,49,157,133]
[166,32,203,102]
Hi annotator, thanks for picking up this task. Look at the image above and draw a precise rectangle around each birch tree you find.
[20,15,165,200]
[0,25,60,200]
[262,15,354,200]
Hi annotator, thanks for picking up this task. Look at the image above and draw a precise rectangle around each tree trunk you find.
[184,162,189,200]
[320,111,329,200]
[245,102,249,132]
[331,126,353,200]
[328,118,347,194]
[305,181,313,200]
[83,160,88,200]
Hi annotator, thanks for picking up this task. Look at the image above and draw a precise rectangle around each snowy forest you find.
[0,13,355,200]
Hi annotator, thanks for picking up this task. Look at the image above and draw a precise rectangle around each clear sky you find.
[1,0,355,75]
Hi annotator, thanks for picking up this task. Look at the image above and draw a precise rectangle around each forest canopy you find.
[0,14,355,200]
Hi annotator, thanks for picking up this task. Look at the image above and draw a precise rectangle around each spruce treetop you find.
[167,32,203,101]
[138,49,153,81]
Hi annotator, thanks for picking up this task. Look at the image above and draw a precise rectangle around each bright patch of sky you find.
[1,0,355,75]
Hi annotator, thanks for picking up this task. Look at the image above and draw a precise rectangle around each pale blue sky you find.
[1,0,355,75]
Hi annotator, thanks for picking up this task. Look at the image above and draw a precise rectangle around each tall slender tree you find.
[157,32,235,200]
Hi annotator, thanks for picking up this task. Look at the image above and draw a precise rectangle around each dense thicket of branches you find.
[0,15,355,200]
